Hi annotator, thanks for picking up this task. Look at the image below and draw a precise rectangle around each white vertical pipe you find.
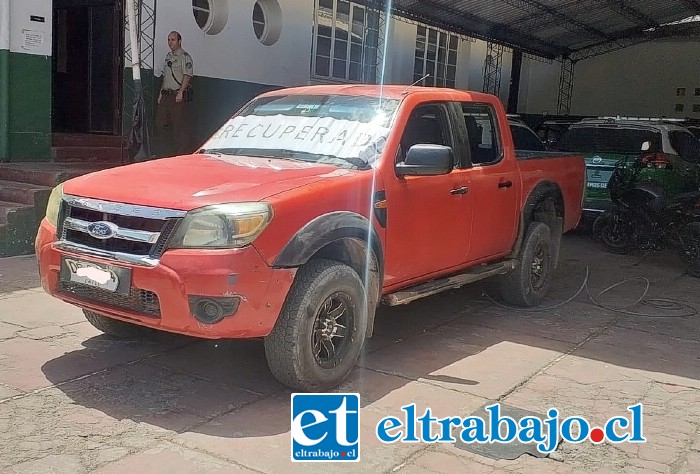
[126,0,141,81]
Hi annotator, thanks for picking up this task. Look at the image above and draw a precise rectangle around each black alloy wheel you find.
[312,292,355,369]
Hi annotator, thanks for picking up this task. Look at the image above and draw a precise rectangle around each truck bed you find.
[515,150,581,160]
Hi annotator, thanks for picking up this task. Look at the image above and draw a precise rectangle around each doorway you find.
[52,0,123,135]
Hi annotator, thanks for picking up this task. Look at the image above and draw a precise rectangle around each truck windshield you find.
[199,94,401,169]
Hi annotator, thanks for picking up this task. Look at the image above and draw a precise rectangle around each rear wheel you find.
[83,310,157,339]
[264,259,368,391]
[500,222,554,307]
[595,211,632,254]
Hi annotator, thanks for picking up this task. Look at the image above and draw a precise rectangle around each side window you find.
[669,130,700,162]
[398,104,452,163]
[461,104,502,165]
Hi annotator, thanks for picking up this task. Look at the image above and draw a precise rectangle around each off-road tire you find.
[83,310,157,339]
[500,222,554,307]
[264,259,368,392]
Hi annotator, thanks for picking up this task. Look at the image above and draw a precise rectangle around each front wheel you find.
[679,222,700,277]
[264,259,368,392]
[594,211,632,254]
[500,222,554,307]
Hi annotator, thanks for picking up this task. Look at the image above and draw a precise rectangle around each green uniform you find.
[155,48,194,156]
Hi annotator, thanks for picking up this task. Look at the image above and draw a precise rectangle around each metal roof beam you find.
[501,0,612,39]
[681,0,700,11]
[385,0,564,57]
[603,0,658,28]
[569,22,700,61]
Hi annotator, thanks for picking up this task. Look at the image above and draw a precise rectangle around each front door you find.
[52,0,122,134]
[383,103,473,288]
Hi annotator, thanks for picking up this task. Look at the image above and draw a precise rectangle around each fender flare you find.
[511,181,565,264]
[273,211,384,273]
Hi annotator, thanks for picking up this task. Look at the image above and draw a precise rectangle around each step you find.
[0,164,109,187]
[53,133,124,148]
[0,180,52,205]
[382,259,518,306]
[0,166,68,187]
[0,201,34,225]
[52,146,124,163]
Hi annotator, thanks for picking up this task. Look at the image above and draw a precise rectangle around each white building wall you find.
[519,41,700,118]
[4,0,51,56]
[519,57,560,115]
[150,1,492,93]
[570,41,700,118]
[145,0,530,109]
[0,1,8,51]
[463,39,514,103]
[153,0,315,86]
[382,17,415,85]
[381,18,473,90]
[454,37,472,90]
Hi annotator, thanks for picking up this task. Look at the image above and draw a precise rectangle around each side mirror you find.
[396,144,453,177]
[641,141,651,152]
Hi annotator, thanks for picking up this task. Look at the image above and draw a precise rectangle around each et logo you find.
[290,393,360,462]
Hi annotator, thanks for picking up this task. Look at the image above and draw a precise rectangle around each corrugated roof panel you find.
[382,0,700,58]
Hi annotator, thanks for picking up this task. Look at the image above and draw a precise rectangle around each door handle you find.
[450,186,469,195]
[498,180,513,189]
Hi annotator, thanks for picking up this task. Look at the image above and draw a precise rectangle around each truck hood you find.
[63,154,347,210]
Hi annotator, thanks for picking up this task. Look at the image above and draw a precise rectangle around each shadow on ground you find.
[40,233,700,439]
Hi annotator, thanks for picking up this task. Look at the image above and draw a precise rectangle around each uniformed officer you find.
[155,31,194,156]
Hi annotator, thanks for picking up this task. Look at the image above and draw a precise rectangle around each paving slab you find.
[0,255,41,295]
[144,339,285,396]
[92,441,254,473]
[362,323,570,399]
[0,291,83,328]
[52,362,263,432]
[0,388,155,472]
[0,234,697,473]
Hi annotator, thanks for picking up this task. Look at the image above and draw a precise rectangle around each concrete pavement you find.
[0,234,698,473]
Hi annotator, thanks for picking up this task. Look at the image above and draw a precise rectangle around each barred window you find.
[313,0,380,83]
[414,26,459,88]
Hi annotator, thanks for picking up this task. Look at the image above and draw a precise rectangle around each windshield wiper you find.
[201,148,310,161]
[199,148,240,155]
[200,148,370,169]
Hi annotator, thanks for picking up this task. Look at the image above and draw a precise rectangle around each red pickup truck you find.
[36,85,585,391]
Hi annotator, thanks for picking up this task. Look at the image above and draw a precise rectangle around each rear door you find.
[460,103,520,260]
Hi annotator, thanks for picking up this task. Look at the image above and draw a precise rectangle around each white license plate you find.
[62,258,125,293]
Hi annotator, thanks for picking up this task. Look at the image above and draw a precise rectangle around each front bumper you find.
[35,219,296,339]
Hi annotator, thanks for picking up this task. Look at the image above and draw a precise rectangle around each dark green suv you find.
[555,119,700,213]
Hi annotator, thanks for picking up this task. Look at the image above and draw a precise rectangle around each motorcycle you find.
[593,141,700,277]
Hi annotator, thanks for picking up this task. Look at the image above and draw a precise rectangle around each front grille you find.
[65,229,153,255]
[59,281,161,317]
[57,197,184,261]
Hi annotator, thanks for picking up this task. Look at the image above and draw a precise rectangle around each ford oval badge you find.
[87,221,118,240]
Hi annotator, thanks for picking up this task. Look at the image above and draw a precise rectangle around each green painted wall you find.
[5,52,52,161]
[0,49,8,161]
[122,68,281,158]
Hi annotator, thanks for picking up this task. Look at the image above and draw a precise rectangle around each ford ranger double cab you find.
[36,85,585,391]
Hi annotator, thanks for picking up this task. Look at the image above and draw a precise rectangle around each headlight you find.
[45,183,65,227]
[168,202,273,249]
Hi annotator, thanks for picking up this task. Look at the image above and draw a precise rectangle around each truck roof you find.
[257,84,498,103]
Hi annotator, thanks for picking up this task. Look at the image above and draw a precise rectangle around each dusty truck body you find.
[36,85,586,391]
